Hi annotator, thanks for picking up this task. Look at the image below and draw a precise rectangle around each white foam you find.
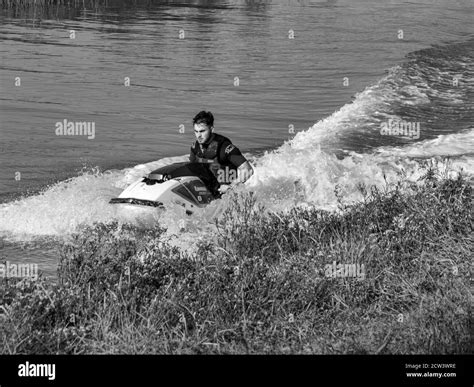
[376,129,474,159]
[0,169,121,239]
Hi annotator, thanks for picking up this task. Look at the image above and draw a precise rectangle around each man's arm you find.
[231,161,254,186]
[218,142,254,192]
[218,162,253,194]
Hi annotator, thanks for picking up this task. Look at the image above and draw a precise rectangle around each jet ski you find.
[110,162,220,215]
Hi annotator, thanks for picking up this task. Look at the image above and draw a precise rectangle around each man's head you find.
[193,111,214,144]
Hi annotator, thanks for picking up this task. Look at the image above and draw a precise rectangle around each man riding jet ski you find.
[109,111,254,214]
[189,110,254,195]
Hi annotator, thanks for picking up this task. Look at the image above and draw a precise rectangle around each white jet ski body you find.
[110,162,218,215]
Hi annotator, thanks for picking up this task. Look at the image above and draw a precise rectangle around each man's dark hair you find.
[193,111,214,128]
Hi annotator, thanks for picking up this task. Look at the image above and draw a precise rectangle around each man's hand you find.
[237,161,254,184]
[218,184,232,194]
[217,162,254,195]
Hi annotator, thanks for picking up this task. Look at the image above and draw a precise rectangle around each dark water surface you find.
[0,0,473,276]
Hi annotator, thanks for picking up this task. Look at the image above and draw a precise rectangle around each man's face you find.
[194,123,213,144]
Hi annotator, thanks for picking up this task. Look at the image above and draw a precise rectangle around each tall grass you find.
[1,0,108,8]
[1,166,472,354]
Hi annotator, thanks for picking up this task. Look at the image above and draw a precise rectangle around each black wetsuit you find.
[189,133,247,197]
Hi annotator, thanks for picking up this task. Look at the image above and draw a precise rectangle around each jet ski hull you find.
[110,162,218,215]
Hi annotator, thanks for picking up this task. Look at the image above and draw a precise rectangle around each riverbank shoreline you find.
[1,165,472,354]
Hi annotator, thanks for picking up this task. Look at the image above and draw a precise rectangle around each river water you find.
[0,0,473,277]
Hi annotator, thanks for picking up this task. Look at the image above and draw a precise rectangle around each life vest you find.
[192,133,238,178]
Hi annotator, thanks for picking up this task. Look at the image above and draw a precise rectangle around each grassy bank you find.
[1,166,472,354]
